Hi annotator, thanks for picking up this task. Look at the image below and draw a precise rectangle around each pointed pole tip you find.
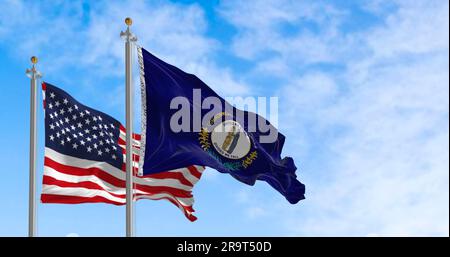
[31,56,38,64]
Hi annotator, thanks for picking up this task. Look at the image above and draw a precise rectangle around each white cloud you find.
[245,206,267,219]
[218,0,346,65]
[0,0,248,100]
[221,0,449,236]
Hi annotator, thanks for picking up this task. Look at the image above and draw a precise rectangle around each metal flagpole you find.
[121,17,137,237]
[26,56,41,237]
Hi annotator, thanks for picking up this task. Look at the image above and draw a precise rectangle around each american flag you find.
[40,82,204,221]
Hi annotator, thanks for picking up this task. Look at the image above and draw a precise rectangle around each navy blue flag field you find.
[137,47,305,204]
[40,82,205,221]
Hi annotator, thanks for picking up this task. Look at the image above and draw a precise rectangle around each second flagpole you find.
[121,17,137,237]
[26,56,41,237]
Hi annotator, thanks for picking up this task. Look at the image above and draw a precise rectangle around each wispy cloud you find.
[1,0,447,236]
[221,0,449,236]
[0,0,248,105]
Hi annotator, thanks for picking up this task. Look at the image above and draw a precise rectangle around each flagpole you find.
[121,17,137,237]
[26,56,41,237]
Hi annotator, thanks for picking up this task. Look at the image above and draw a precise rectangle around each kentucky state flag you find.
[137,47,305,204]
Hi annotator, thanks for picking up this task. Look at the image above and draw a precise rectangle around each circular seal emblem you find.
[210,120,251,160]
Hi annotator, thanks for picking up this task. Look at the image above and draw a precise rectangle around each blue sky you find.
[0,0,448,236]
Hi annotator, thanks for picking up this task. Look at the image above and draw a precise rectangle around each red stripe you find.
[43,174,193,198]
[41,194,122,205]
[44,157,193,197]
[43,174,194,201]
[187,166,202,179]
[119,125,141,140]
[163,197,197,222]
[41,194,197,222]
[121,149,141,157]
[43,175,124,198]
[120,163,140,174]
[42,82,47,109]
[143,171,194,187]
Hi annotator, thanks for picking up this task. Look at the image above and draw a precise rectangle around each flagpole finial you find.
[125,17,132,26]
[31,56,38,64]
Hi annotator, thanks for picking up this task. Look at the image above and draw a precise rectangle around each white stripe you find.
[42,184,195,207]
[45,148,195,191]
[43,166,192,198]
[119,148,141,155]
[134,192,194,207]
[166,168,201,184]
[44,166,123,193]
[42,184,125,203]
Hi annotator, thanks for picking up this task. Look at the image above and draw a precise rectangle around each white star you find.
[54,112,58,118]
[106,139,110,144]
[77,122,82,128]
[98,116,102,121]
[49,114,54,119]
[112,154,117,160]
[60,109,65,115]
[86,137,91,142]
[55,101,60,107]
[72,114,77,120]
[60,140,65,145]
[74,104,78,110]
[72,143,78,149]
[78,132,84,137]
[65,117,70,123]
[92,134,98,139]
[63,98,68,105]
[61,130,66,135]
[99,124,103,129]
[85,119,90,125]
[84,129,90,134]
[85,110,90,115]
[50,92,55,99]
[50,124,55,130]
[93,143,98,149]
[73,134,78,139]
[97,150,102,156]
[68,107,73,113]
[56,132,60,138]
[80,112,85,118]
[49,135,54,141]
[105,148,110,153]
[48,103,53,109]
[87,146,92,152]
[110,124,114,128]
[112,145,117,150]
[99,140,104,146]
[55,122,60,128]
[93,126,98,130]
[70,125,75,130]
[65,128,70,132]
[93,116,97,122]
[99,132,104,137]
[66,137,71,142]
[80,140,85,145]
